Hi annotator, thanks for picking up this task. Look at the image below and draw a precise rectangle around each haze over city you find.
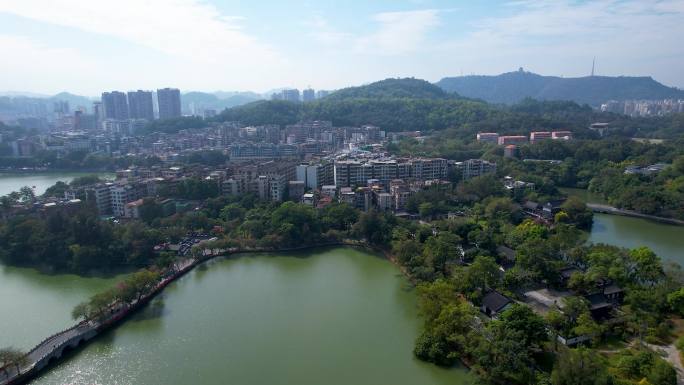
[1,0,684,95]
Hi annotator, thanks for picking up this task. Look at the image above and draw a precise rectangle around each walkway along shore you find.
[587,203,684,226]
[0,241,363,385]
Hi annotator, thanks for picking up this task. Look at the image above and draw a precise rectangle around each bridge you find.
[587,203,684,226]
[0,257,198,385]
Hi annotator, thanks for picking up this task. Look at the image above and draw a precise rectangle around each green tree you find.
[414,299,477,366]
[572,313,602,344]
[666,287,684,316]
[629,247,664,285]
[647,356,677,385]
[0,347,29,376]
[550,347,612,385]
[559,196,593,229]
[18,186,35,203]
[484,197,518,222]
[465,255,501,293]
[220,203,247,222]
[497,304,548,349]
[423,232,462,274]
[271,202,320,246]
[320,203,358,231]
[470,326,536,385]
[71,302,90,321]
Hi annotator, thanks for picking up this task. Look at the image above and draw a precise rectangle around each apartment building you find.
[453,159,497,180]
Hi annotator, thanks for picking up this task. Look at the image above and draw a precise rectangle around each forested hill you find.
[324,78,453,100]
[216,77,490,131]
[436,70,684,106]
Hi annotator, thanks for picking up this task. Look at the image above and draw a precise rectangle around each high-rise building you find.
[316,90,330,99]
[102,91,129,120]
[92,101,104,124]
[127,90,154,120]
[53,100,70,115]
[157,88,182,120]
[281,89,300,103]
[302,88,315,102]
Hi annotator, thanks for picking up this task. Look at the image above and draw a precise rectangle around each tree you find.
[484,197,518,222]
[470,326,536,385]
[497,304,548,349]
[572,313,602,344]
[220,203,247,222]
[551,347,612,385]
[138,198,164,224]
[18,186,35,204]
[71,302,90,321]
[629,247,664,285]
[647,356,677,385]
[666,288,684,316]
[414,299,477,366]
[0,347,29,376]
[392,237,423,267]
[423,232,462,274]
[465,255,501,293]
[320,203,358,231]
[418,202,436,219]
[352,210,394,246]
[560,196,593,229]
[271,202,320,246]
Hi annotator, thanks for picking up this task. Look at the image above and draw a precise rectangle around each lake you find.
[0,248,472,385]
[0,172,113,197]
[589,213,684,266]
[562,187,684,265]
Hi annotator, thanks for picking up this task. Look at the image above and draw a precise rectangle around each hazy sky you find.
[0,0,683,96]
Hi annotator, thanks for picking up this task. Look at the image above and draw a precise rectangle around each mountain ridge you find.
[436,70,684,106]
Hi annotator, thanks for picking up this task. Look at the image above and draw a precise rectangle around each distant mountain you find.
[213,91,262,100]
[49,92,95,109]
[436,70,684,106]
[181,91,262,114]
[326,78,453,100]
[0,91,50,98]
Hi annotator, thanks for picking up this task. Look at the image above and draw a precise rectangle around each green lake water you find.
[0,172,113,197]
[562,187,684,265]
[1,248,472,385]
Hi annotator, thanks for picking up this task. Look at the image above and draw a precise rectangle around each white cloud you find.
[308,9,441,56]
[430,0,684,84]
[0,34,99,93]
[0,0,290,92]
[355,9,440,55]
[0,0,276,62]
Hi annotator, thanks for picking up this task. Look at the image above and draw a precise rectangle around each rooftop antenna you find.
[591,57,596,77]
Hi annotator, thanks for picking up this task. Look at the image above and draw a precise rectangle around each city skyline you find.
[0,0,683,95]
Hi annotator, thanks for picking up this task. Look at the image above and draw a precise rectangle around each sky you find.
[0,0,683,96]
